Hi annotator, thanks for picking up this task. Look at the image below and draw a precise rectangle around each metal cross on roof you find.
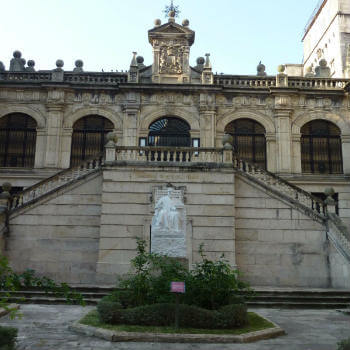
[164,0,180,18]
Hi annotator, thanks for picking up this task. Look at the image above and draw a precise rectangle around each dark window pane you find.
[71,115,113,166]
[148,117,191,147]
[0,113,37,168]
[301,120,342,174]
[225,118,266,169]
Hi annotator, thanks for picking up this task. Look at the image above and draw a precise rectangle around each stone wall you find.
[235,175,330,287]
[6,173,102,285]
[96,163,236,284]
[329,243,350,288]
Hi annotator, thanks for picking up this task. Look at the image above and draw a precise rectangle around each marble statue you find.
[151,187,186,258]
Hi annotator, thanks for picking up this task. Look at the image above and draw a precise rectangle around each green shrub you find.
[338,337,350,350]
[0,254,85,306]
[118,238,188,307]
[97,295,122,323]
[183,245,252,310]
[0,325,17,349]
[118,239,251,310]
[97,302,248,329]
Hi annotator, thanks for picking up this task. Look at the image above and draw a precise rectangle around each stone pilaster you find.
[291,133,302,174]
[265,132,277,173]
[274,108,293,174]
[199,107,216,148]
[34,127,46,168]
[341,135,350,175]
[122,92,140,147]
[60,128,73,168]
[44,103,64,168]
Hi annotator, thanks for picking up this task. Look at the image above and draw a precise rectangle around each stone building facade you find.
[0,8,349,287]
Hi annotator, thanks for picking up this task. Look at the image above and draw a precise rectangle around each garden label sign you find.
[170,281,185,293]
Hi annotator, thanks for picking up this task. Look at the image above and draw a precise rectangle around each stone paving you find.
[0,304,349,350]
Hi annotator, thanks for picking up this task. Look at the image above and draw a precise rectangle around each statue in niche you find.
[152,191,180,232]
[151,186,186,258]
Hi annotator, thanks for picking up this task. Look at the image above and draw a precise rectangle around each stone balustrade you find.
[214,75,349,90]
[232,156,327,220]
[114,146,226,163]
[214,75,276,88]
[10,156,103,211]
[0,71,127,85]
[328,216,350,262]
[1,70,348,90]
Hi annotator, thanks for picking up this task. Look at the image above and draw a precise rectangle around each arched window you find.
[71,115,113,166]
[0,113,37,167]
[301,120,342,174]
[148,117,191,147]
[225,118,266,169]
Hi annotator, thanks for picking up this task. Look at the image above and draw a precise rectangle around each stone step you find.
[2,288,350,309]
[247,301,350,309]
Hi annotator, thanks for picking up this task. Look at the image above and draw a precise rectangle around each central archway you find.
[148,117,191,147]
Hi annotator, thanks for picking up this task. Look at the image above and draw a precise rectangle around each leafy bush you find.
[117,239,252,310]
[118,239,188,307]
[97,295,122,323]
[338,337,350,350]
[0,325,17,349]
[96,302,247,329]
[184,245,253,310]
[0,254,85,306]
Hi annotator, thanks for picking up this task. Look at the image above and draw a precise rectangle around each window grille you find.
[0,113,37,168]
[225,118,266,169]
[301,120,343,174]
[70,115,113,166]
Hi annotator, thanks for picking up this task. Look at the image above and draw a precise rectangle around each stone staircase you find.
[9,155,104,212]
[2,287,350,309]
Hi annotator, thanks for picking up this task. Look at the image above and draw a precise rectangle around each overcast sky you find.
[1,0,319,75]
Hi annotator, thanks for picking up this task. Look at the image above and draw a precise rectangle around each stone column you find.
[34,127,46,168]
[44,104,64,168]
[265,132,277,173]
[0,183,11,254]
[274,108,292,174]
[292,133,302,174]
[122,93,140,147]
[199,108,216,147]
[60,128,73,168]
[341,135,350,175]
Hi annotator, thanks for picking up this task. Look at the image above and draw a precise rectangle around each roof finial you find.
[164,0,180,18]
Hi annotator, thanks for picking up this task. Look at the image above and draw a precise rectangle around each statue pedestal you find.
[151,230,186,258]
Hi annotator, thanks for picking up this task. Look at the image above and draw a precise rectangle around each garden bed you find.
[71,310,285,343]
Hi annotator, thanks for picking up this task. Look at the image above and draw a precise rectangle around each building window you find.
[225,118,266,169]
[0,113,37,168]
[148,117,191,147]
[71,115,113,166]
[301,120,342,174]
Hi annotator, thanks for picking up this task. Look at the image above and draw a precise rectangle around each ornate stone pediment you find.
[148,19,195,84]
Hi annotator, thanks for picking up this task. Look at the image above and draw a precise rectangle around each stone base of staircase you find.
[1,286,349,309]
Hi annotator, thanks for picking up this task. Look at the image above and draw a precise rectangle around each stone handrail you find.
[327,214,350,263]
[214,75,349,90]
[232,155,327,222]
[64,72,127,84]
[10,155,104,211]
[287,77,347,89]
[214,75,276,88]
[0,71,52,82]
[0,71,128,85]
[114,146,225,163]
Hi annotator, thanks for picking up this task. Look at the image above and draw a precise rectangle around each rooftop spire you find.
[164,0,180,18]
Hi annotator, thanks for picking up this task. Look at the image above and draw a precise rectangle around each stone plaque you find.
[151,186,186,258]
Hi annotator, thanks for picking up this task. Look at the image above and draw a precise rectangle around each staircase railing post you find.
[105,132,118,164]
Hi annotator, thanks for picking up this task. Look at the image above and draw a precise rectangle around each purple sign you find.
[170,281,186,293]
